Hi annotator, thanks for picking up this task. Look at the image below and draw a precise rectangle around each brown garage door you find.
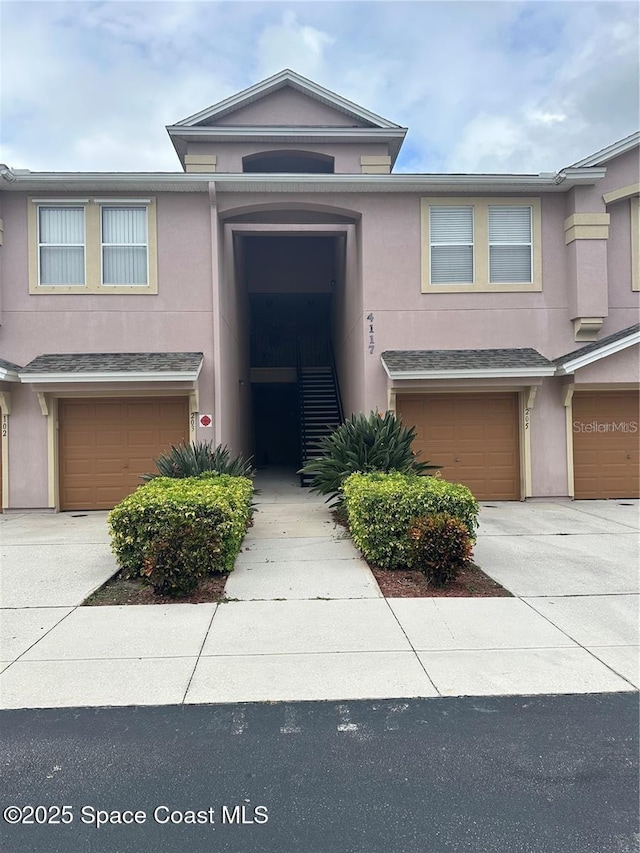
[397,393,520,500]
[59,397,189,510]
[573,391,639,499]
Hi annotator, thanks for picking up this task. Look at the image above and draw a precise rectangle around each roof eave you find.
[166,125,408,165]
[554,167,607,185]
[555,331,640,375]
[569,131,640,168]
[19,369,202,384]
[1,168,606,193]
[384,367,557,380]
[0,368,20,382]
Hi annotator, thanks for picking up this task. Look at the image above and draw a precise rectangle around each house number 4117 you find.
[367,313,375,354]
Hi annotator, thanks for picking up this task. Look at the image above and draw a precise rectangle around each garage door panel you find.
[63,459,96,476]
[61,429,96,449]
[59,397,189,510]
[487,452,518,468]
[95,430,126,448]
[159,428,187,443]
[397,393,520,501]
[573,392,639,499]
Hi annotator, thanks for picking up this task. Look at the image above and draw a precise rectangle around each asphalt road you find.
[0,694,637,853]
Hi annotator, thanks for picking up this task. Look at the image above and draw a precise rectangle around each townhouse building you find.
[0,69,638,511]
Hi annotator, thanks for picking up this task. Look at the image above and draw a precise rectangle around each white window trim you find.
[429,205,475,285]
[28,197,158,295]
[421,196,542,293]
[99,206,150,287]
[488,205,533,285]
[37,205,87,288]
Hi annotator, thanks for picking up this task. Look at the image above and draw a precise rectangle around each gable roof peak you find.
[171,68,403,130]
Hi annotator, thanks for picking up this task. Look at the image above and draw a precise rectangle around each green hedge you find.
[342,472,479,569]
[108,474,253,596]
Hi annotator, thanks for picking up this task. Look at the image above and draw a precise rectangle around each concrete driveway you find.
[0,494,637,708]
[474,499,639,595]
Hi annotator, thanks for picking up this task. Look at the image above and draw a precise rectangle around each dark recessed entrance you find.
[243,235,344,479]
[252,384,300,466]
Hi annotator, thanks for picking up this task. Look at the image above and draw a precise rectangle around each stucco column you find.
[565,186,610,340]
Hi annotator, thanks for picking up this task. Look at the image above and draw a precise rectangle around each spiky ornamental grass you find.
[142,441,254,481]
[299,410,439,505]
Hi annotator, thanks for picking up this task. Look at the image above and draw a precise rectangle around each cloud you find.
[256,11,334,80]
[0,1,637,175]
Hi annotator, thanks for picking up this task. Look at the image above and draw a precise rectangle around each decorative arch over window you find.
[242,150,334,174]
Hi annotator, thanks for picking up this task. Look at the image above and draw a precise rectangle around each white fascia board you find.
[570,132,640,168]
[384,366,557,380]
[4,169,605,194]
[0,368,20,382]
[166,126,408,161]
[555,331,640,375]
[172,69,402,130]
[211,174,568,194]
[20,370,202,384]
[167,126,407,139]
[554,167,607,185]
[1,173,209,192]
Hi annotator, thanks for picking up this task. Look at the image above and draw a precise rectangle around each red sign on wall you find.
[199,414,213,428]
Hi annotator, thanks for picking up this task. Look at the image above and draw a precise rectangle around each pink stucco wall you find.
[574,344,639,384]
[189,141,390,174]
[530,379,570,496]
[0,191,217,508]
[1,136,638,507]
[603,150,640,319]
[211,87,365,128]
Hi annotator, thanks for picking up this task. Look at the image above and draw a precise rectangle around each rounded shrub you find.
[108,474,253,598]
[342,471,479,569]
[408,512,473,586]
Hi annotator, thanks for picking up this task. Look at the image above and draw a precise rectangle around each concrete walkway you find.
[0,472,637,708]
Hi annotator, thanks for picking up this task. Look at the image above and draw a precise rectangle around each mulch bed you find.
[370,563,511,598]
[84,573,230,606]
[332,508,510,598]
[85,511,509,605]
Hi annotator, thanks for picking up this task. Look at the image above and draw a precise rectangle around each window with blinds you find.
[429,206,474,283]
[101,207,148,285]
[38,207,85,285]
[422,197,541,292]
[489,205,532,283]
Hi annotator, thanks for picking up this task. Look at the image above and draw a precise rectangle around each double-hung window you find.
[429,206,474,284]
[38,206,86,286]
[29,198,157,294]
[488,205,532,283]
[422,197,541,292]
[101,207,148,286]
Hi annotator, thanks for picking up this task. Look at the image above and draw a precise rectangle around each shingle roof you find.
[382,348,554,375]
[554,324,640,366]
[20,352,203,375]
[0,357,22,373]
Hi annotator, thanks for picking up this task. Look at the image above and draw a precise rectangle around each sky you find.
[1,0,638,175]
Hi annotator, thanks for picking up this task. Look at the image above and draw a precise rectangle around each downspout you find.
[209,181,223,447]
